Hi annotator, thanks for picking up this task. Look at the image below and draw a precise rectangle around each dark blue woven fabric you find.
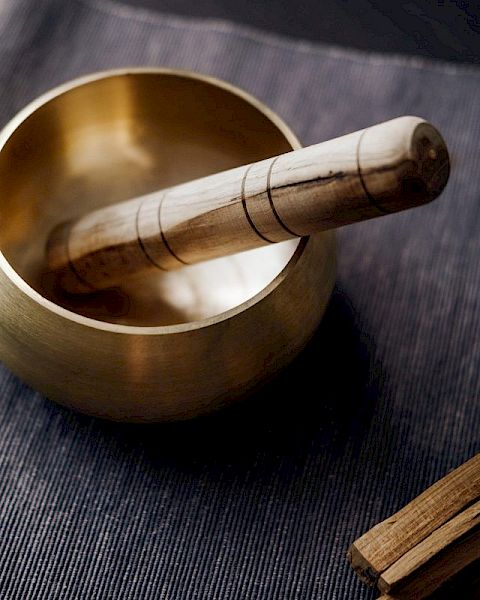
[0,1,479,598]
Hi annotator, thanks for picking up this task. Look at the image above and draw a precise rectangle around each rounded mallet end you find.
[358,116,450,213]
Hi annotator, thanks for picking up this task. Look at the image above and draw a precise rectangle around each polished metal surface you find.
[0,69,336,420]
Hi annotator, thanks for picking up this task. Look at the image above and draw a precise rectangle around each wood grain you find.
[379,500,480,597]
[348,453,480,586]
[46,116,449,293]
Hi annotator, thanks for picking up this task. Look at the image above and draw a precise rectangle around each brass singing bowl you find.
[0,68,335,421]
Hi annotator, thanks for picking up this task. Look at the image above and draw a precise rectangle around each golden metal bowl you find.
[0,68,335,421]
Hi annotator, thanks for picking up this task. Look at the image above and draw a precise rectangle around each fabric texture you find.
[0,0,479,598]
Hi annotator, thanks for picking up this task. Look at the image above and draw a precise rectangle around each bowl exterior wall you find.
[0,232,334,421]
[0,69,336,421]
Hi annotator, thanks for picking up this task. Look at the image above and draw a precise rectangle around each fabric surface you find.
[0,1,479,598]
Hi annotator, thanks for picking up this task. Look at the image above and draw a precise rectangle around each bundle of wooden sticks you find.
[348,454,480,599]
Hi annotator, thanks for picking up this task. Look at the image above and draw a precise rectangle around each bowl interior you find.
[0,71,298,326]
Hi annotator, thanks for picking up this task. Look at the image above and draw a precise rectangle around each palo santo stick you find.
[378,500,480,598]
[46,116,449,294]
[347,453,480,586]
[380,532,480,599]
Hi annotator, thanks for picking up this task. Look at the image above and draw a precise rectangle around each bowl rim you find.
[0,67,309,335]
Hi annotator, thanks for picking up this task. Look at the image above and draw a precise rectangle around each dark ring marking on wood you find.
[241,164,275,244]
[65,223,98,292]
[357,129,390,215]
[158,191,189,265]
[266,156,301,237]
[135,198,167,271]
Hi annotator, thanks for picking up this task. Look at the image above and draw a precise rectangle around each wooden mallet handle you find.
[46,116,450,294]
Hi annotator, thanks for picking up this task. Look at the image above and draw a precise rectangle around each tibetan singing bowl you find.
[0,68,336,421]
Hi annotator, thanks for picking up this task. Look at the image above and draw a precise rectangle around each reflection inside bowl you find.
[39,240,299,326]
[0,71,298,327]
